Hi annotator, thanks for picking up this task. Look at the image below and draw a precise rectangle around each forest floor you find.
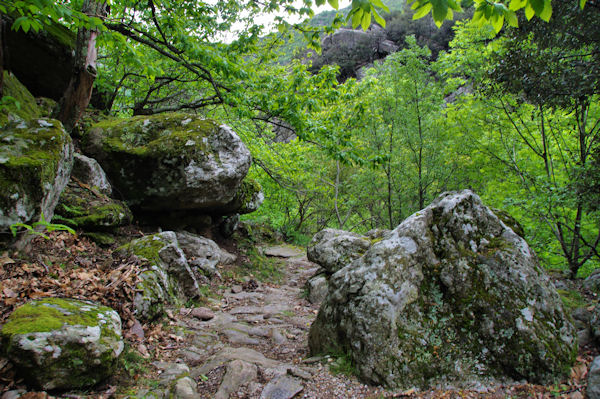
[0,231,597,398]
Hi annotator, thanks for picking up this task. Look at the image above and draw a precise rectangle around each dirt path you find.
[142,244,386,399]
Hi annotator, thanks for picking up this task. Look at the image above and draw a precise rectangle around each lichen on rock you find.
[81,113,252,216]
[309,190,576,390]
[0,118,73,232]
[0,298,123,390]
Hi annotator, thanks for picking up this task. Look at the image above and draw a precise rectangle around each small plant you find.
[119,343,149,378]
[328,350,358,376]
[9,212,76,239]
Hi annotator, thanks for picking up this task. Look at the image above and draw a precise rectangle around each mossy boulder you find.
[123,231,235,320]
[0,71,42,125]
[81,113,252,216]
[122,232,201,320]
[54,179,131,233]
[71,153,113,196]
[0,298,123,390]
[0,118,73,232]
[309,190,576,390]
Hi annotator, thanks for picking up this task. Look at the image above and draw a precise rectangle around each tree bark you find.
[57,0,108,132]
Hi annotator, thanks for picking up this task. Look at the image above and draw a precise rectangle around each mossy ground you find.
[0,71,42,125]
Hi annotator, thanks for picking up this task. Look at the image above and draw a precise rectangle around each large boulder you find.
[81,113,253,217]
[309,190,576,389]
[0,118,73,231]
[122,231,235,320]
[0,298,123,390]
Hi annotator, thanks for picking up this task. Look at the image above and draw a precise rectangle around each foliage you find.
[10,212,77,240]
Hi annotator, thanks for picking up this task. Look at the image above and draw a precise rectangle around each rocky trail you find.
[139,244,387,399]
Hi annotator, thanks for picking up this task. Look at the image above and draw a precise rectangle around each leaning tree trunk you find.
[57,0,108,132]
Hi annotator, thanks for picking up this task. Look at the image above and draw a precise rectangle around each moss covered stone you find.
[222,178,265,214]
[0,72,42,125]
[81,113,252,216]
[309,190,576,390]
[0,118,73,231]
[122,232,200,320]
[54,179,132,232]
[1,298,123,390]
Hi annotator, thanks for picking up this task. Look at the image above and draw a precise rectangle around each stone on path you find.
[215,359,258,399]
[588,357,600,399]
[264,245,304,258]
[193,347,280,378]
[260,375,303,399]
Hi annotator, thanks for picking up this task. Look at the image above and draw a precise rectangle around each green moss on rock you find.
[0,118,73,230]
[1,72,42,125]
[1,298,123,390]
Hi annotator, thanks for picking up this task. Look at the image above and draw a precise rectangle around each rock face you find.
[82,113,253,217]
[0,298,123,390]
[305,228,375,304]
[307,228,371,274]
[123,231,235,320]
[0,118,73,231]
[71,153,113,196]
[309,190,576,389]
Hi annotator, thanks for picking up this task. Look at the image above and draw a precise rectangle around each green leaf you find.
[327,0,339,9]
[316,0,326,5]
[361,10,371,30]
[539,0,552,21]
[351,9,364,28]
[529,0,544,15]
[491,14,504,32]
[371,0,391,12]
[505,10,518,27]
[509,0,527,10]
[580,0,587,9]
[447,0,463,11]
[372,7,386,26]
[525,3,535,19]
[413,2,432,19]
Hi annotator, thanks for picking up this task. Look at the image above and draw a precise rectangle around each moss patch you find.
[0,71,42,124]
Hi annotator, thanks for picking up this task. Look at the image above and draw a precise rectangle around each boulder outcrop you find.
[309,190,576,389]
[122,231,236,320]
[1,298,123,390]
[0,118,73,232]
[81,113,260,226]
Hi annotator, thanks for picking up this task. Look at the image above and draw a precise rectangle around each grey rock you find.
[223,328,261,345]
[154,362,190,384]
[176,231,236,278]
[189,307,215,321]
[307,228,371,274]
[588,357,600,399]
[173,376,199,399]
[232,285,243,294]
[193,347,280,377]
[260,375,303,399]
[215,360,258,399]
[0,119,73,231]
[584,270,600,294]
[127,232,201,320]
[270,328,287,345]
[82,115,251,214]
[306,273,329,304]
[72,153,112,195]
[220,214,240,237]
[179,347,204,366]
[264,245,304,258]
[1,298,123,390]
[309,190,576,389]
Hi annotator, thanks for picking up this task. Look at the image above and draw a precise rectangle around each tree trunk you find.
[0,16,6,96]
[57,0,108,132]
